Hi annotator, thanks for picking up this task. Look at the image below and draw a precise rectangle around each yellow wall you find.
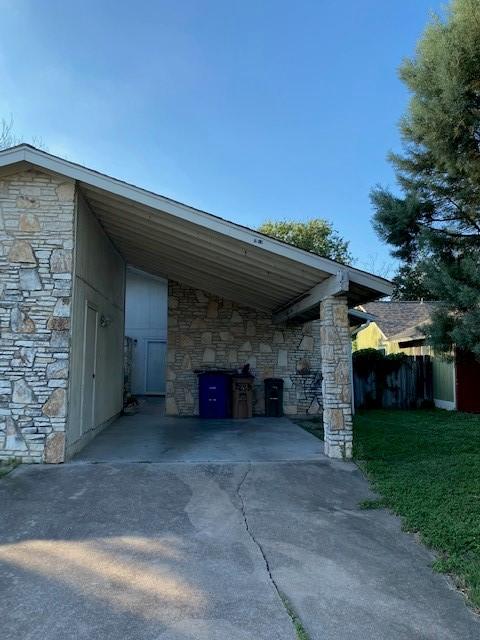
[353,322,385,352]
[353,322,432,356]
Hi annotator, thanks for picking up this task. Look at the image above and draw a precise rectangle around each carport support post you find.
[320,295,353,459]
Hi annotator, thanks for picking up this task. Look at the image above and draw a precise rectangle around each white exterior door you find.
[125,268,167,396]
[145,340,167,394]
[81,302,98,433]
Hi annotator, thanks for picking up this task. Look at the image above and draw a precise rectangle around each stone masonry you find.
[320,295,353,459]
[167,281,322,416]
[0,170,75,463]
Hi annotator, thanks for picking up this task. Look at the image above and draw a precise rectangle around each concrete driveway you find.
[72,400,324,463]
[0,421,478,639]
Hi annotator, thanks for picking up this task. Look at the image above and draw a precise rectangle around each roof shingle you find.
[361,301,435,338]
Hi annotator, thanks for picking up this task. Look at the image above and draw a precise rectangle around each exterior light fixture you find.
[100,314,113,328]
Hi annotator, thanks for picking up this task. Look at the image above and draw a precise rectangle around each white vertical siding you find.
[67,191,126,454]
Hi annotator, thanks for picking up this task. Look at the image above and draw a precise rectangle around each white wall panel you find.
[67,192,126,454]
[125,268,167,395]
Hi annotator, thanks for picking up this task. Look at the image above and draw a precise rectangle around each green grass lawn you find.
[354,409,480,610]
[297,409,480,609]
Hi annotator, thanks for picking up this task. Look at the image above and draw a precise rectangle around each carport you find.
[72,401,324,464]
[0,145,392,463]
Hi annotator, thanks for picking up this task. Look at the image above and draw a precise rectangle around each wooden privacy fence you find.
[353,354,433,410]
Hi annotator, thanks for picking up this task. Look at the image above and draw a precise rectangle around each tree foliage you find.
[371,0,480,355]
[391,262,436,301]
[258,218,352,264]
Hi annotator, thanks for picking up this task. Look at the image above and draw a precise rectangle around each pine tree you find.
[371,0,480,355]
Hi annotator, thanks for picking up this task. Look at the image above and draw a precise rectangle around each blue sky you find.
[0,0,444,275]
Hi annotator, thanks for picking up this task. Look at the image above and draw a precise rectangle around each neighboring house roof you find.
[389,320,431,343]
[0,144,392,318]
[360,301,436,340]
[348,308,375,330]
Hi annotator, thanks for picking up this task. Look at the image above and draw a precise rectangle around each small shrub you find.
[353,349,408,379]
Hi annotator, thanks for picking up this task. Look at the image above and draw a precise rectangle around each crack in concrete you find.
[236,464,310,640]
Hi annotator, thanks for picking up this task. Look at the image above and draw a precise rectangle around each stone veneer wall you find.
[167,281,322,416]
[320,296,353,459]
[0,169,74,463]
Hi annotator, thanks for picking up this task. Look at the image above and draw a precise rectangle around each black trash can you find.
[264,378,284,417]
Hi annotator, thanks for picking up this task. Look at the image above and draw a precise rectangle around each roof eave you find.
[0,144,393,302]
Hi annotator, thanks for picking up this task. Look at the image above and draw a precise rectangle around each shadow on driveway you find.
[1,421,478,639]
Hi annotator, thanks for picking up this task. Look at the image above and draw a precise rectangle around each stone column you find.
[320,295,353,459]
[0,172,74,464]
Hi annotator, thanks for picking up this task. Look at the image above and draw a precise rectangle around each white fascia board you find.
[0,145,393,296]
[347,269,392,296]
[0,146,26,163]
[273,270,349,323]
[348,309,375,323]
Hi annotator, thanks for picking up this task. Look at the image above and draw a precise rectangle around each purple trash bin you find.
[198,372,231,418]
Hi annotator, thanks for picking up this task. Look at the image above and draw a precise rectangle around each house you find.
[353,300,480,413]
[0,144,392,463]
[353,301,435,355]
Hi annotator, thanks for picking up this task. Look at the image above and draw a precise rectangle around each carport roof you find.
[0,144,392,318]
